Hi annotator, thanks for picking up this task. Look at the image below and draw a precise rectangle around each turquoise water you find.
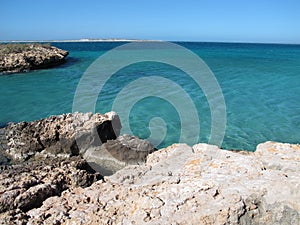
[1,42,300,151]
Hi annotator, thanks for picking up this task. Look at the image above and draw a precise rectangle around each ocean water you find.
[0,42,299,151]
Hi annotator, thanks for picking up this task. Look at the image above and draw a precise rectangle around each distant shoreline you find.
[1,38,162,43]
[1,39,300,45]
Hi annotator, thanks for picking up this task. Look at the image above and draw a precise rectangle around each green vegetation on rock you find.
[0,43,52,55]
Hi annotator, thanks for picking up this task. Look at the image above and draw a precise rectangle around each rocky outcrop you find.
[1,111,299,224]
[0,156,102,223]
[0,43,68,74]
[5,112,121,162]
[3,141,297,225]
[0,112,159,224]
[84,134,155,175]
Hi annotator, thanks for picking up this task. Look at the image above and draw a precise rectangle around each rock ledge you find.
[2,141,299,224]
[0,111,299,224]
[0,43,68,74]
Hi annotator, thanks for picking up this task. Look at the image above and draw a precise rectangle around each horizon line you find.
[1,38,300,45]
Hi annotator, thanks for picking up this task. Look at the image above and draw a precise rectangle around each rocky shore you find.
[0,112,299,224]
[0,43,68,74]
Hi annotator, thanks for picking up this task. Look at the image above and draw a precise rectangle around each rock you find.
[0,156,102,221]
[1,110,299,224]
[5,112,121,162]
[84,134,155,175]
[0,112,158,224]
[0,43,69,74]
[2,141,297,224]
[0,128,10,166]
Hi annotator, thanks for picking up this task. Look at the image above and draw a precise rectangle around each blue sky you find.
[1,0,300,43]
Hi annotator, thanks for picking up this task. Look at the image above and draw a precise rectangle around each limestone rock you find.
[0,43,69,74]
[5,112,121,162]
[0,156,102,224]
[6,141,298,225]
[84,134,155,175]
[0,128,10,165]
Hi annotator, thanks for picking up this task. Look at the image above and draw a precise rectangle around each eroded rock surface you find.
[0,128,9,165]
[84,134,155,175]
[0,43,69,74]
[3,141,298,225]
[5,112,121,162]
[0,112,160,224]
[0,156,102,224]
[1,112,299,224]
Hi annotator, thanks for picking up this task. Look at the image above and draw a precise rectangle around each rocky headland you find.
[0,112,299,224]
[0,43,68,74]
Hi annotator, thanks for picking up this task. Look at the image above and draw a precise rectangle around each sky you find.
[1,0,300,43]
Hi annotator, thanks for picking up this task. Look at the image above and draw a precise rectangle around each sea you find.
[0,41,299,151]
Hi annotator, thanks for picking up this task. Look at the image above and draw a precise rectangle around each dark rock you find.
[84,134,155,175]
[0,128,10,166]
[0,156,102,214]
[5,112,121,162]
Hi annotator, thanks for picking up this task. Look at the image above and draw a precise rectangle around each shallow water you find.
[0,42,299,151]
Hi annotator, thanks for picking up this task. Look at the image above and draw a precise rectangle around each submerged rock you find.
[8,141,298,225]
[0,43,69,74]
[5,111,121,162]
